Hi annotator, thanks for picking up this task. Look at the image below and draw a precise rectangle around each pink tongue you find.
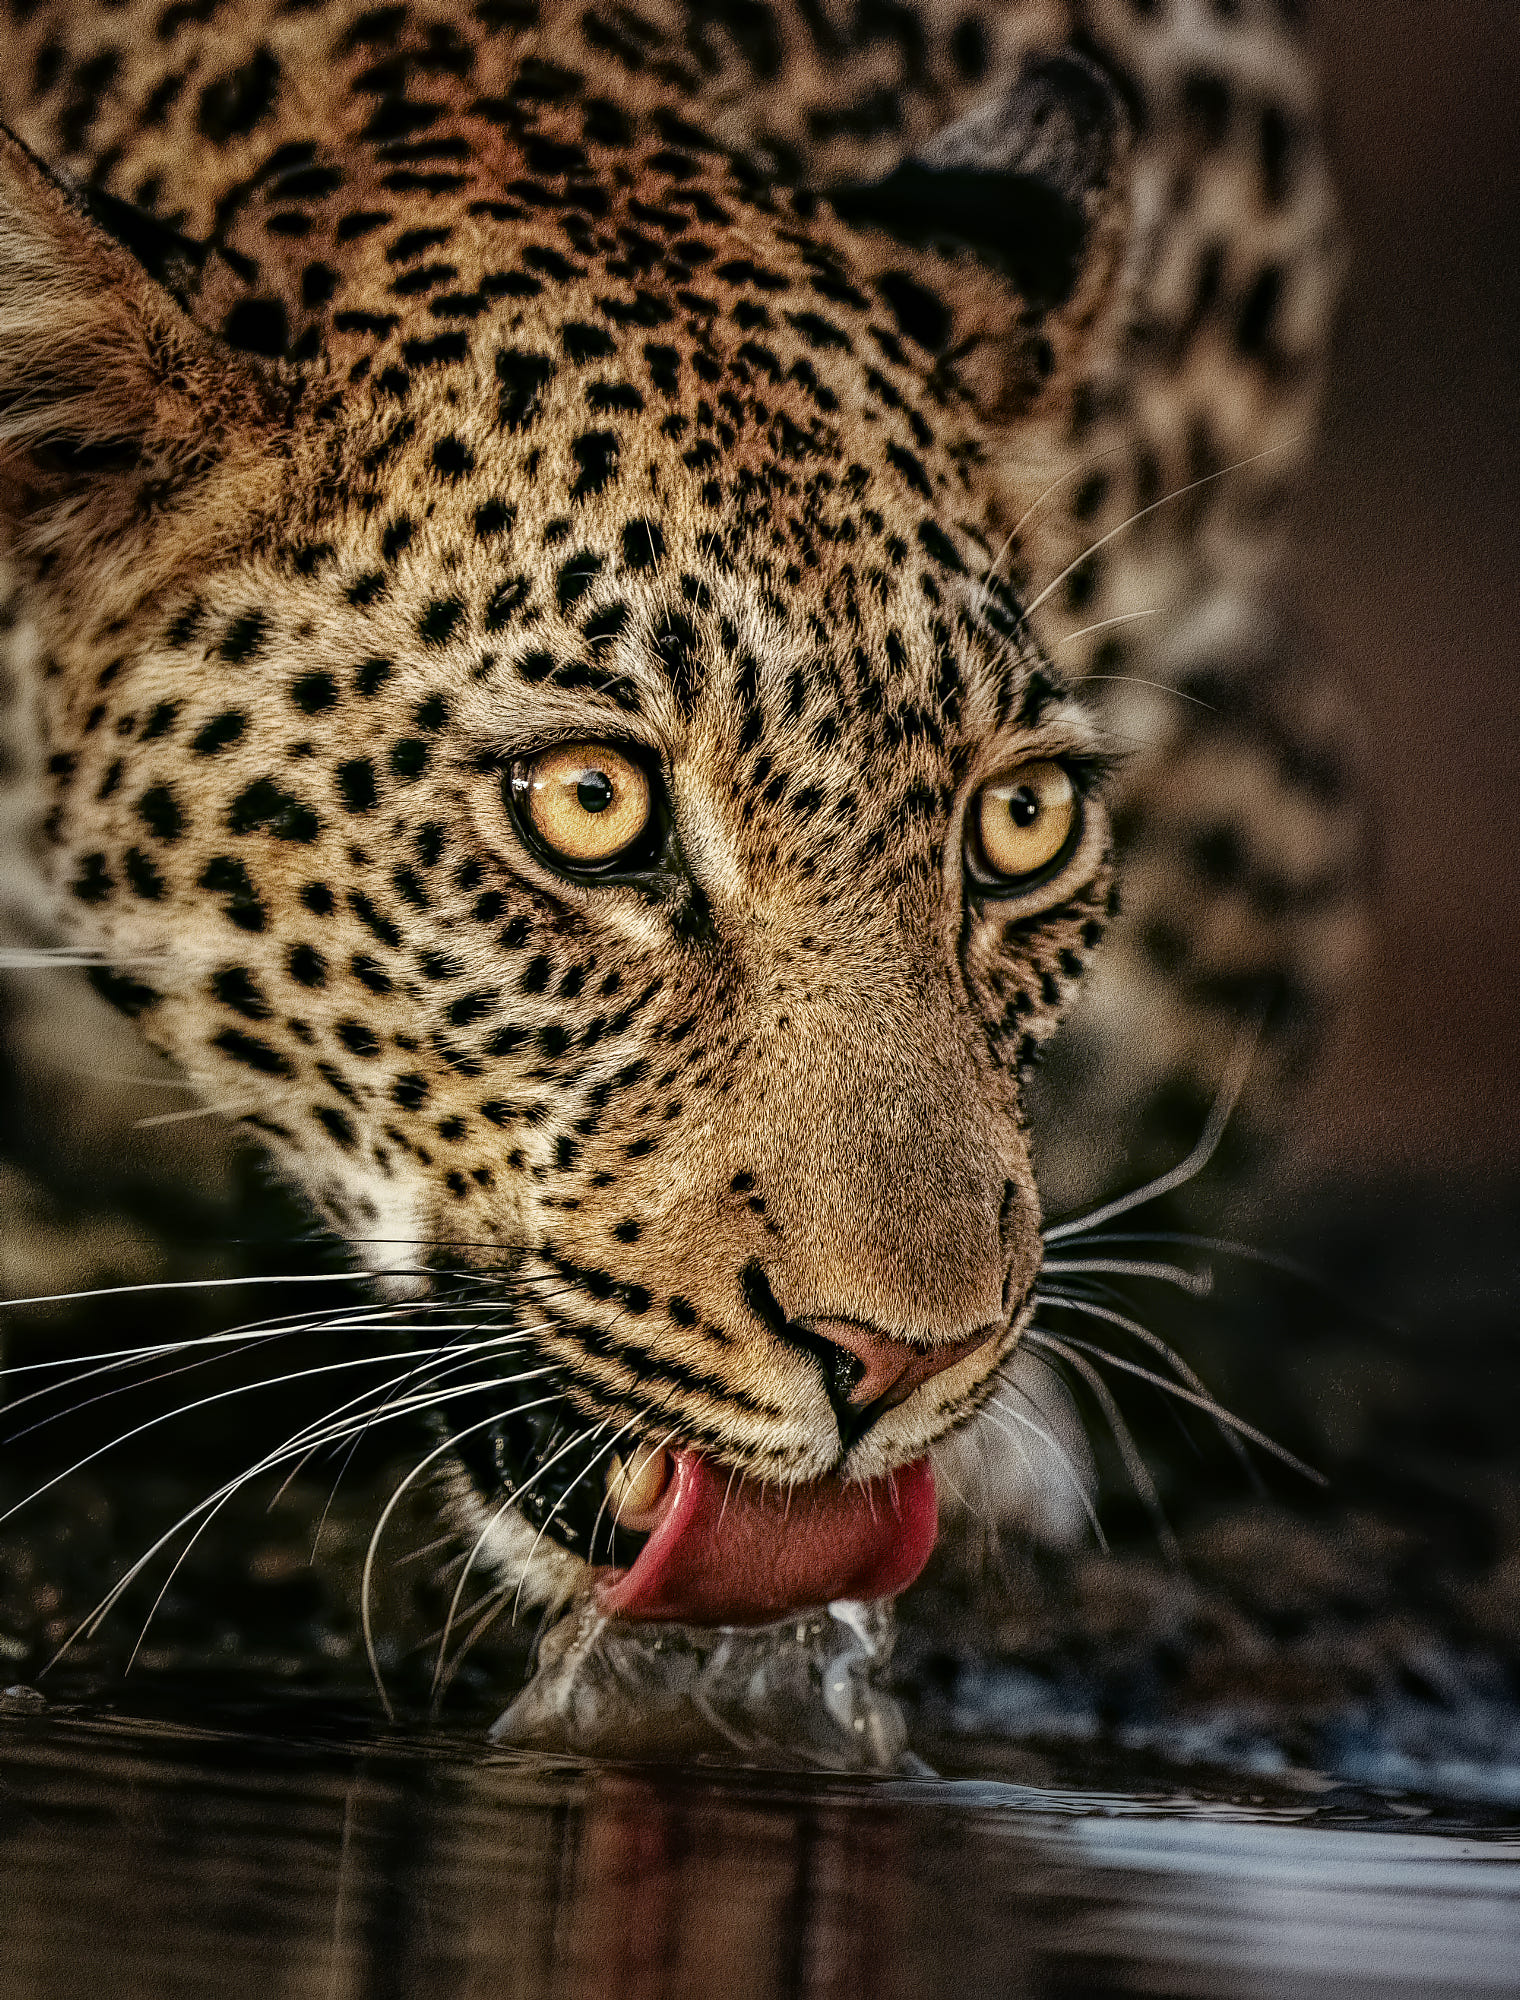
[596,1450,938,1624]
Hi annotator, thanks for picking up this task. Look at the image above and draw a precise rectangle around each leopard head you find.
[0,51,1125,1621]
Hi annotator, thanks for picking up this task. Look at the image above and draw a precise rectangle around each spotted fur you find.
[0,0,1355,1601]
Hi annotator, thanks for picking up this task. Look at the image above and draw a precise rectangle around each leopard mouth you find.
[441,1369,940,1623]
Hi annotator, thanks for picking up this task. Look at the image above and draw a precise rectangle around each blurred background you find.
[1296,0,1519,1182]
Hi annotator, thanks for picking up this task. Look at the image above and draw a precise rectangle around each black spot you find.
[336,1019,380,1056]
[88,966,161,1018]
[199,856,267,932]
[570,428,619,497]
[556,551,603,610]
[289,943,327,987]
[212,1026,290,1075]
[885,441,933,500]
[349,892,402,948]
[495,349,556,430]
[419,597,465,645]
[355,657,393,696]
[315,1106,357,1148]
[561,321,616,362]
[432,435,476,480]
[336,759,379,814]
[403,332,469,368]
[643,342,680,394]
[351,952,392,994]
[140,701,180,742]
[388,225,453,263]
[620,517,664,569]
[228,777,319,842]
[301,882,335,917]
[197,47,279,143]
[70,853,113,904]
[347,570,386,608]
[136,783,186,841]
[392,1073,429,1110]
[1236,264,1284,357]
[381,515,415,562]
[302,261,337,308]
[1182,67,1232,146]
[787,309,851,352]
[336,210,392,241]
[586,380,644,414]
[219,611,268,664]
[474,499,514,538]
[333,309,400,337]
[124,847,165,899]
[652,611,700,710]
[916,520,964,573]
[950,15,988,79]
[292,671,337,714]
[222,297,289,357]
[211,966,272,1020]
[389,739,428,779]
[485,576,531,629]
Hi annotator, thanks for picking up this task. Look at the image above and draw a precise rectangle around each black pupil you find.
[577,770,614,814]
[1008,785,1040,829]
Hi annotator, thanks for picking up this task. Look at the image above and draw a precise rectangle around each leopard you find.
[0,0,1360,1643]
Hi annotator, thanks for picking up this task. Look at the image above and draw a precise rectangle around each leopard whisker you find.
[52,1370,560,1671]
[1023,1329,1324,1483]
[1041,1257,1213,1295]
[361,1393,562,1721]
[983,1390,1106,1548]
[1020,437,1302,624]
[1055,612,1162,651]
[1036,1286,1260,1483]
[434,1411,634,1703]
[3,1338,549,1527]
[1026,1328,1178,1558]
[1044,1009,1266,1244]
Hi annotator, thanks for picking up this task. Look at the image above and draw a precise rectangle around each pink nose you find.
[806,1318,1002,1410]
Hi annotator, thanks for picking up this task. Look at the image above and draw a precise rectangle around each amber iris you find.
[974,759,1077,883]
[518,742,651,866]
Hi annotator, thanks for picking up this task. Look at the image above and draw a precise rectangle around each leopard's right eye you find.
[505,741,656,874]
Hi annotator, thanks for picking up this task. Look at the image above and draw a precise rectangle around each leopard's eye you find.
[509,742,652,869]
[970,759,1078,886]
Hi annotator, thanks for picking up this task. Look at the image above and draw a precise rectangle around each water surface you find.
[4,1704,1518,1999]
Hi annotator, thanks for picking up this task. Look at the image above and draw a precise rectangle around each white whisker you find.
[1023,1330,1323,1483]
[1044,1010,1265,1243]
[1020,437,1301,623]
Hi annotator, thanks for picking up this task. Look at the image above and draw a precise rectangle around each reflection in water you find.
[2,1711,1519,2000]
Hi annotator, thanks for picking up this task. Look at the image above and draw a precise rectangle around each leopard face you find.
[4,0,1334,1620]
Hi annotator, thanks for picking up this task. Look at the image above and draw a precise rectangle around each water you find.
[4,1702,1519,2000]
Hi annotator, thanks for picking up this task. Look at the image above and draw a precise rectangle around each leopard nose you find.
[805,1318,1001,1412]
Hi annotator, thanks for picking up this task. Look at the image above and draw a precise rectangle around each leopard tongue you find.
[596,1449,937,1624]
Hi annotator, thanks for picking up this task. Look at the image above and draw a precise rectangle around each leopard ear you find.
[0,124,285,554]
[829,50,1131,423]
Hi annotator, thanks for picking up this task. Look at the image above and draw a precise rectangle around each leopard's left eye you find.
[968,759,1079,888]
[508,741,654,871]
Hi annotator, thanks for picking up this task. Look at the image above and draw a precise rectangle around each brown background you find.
[1294,0,1520,1180]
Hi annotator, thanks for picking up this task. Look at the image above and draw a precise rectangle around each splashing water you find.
[492,1595,915,1772]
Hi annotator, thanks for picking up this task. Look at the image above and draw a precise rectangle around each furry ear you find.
[0,124,285,551]
[830,51,1130,422]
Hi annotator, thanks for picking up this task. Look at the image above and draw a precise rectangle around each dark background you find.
[1295,0,1519,1183]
